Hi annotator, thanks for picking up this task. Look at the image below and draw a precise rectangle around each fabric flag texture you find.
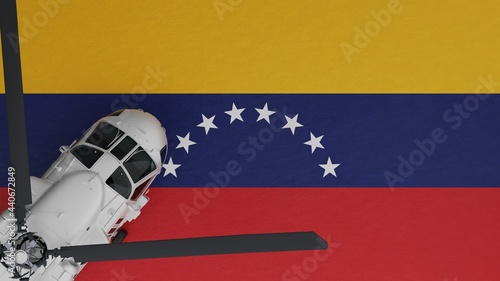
[0,94,498,187]
[0,94,499,281]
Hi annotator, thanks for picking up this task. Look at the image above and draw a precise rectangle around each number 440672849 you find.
[7,167,16,217]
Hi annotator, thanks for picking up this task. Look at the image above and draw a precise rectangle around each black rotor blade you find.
[0,0,33,225]
[51,232,328,262]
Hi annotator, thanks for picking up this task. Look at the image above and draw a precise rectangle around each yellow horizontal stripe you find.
[1,0,499,93]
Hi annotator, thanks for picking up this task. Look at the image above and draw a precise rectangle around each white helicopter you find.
[0,109,168,280]
[0,1,328,280]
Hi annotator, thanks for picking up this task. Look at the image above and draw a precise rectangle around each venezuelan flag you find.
[1,1,500,281]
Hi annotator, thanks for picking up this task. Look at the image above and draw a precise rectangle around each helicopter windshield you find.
[123,147,156,183]
[106,166,132,198]
[111,136,137,160]
[160,145,167,164]
[71,145,104,169]
[86,122,124,150]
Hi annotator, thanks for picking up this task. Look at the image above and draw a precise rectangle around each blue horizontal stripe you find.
[0,94,498,187]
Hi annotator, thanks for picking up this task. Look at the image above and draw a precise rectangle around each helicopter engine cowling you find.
[26,171,106,248]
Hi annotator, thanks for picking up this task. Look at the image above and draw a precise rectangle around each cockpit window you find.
[71,145,104,168]
[111,136,137,160]
[123,147,156,183]
[86,122,124,150]
[160,145,167,164]
[106,167,132,199]
[131,177,153,201]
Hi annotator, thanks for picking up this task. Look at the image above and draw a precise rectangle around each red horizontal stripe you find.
[1,188,499,280]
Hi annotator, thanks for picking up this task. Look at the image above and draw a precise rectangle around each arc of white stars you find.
[176,132,196,153]
[197,114,218,135]
[255,103,276,124]
[168,103,341,180]
[282,114,303,135]
[225,103,245,124]
[319,157,340,178]
[304,132,324,154]
[163,157,181,178]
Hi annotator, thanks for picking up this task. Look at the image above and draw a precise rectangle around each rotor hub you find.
[14,250,28,264]
[1,233,48,280]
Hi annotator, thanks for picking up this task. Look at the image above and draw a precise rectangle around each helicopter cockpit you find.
[68,115,166,201]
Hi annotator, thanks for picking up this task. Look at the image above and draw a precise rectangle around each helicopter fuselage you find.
[0,109,168,281]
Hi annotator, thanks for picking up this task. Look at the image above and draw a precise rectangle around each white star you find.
[225,103,245,124]
[304,132,324,154]
[162,157,181,177]
[176,132,196,153]
[282,114,304,135]
[319,157,340,178]
[255,103,276,124]
[197,114,218,135]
